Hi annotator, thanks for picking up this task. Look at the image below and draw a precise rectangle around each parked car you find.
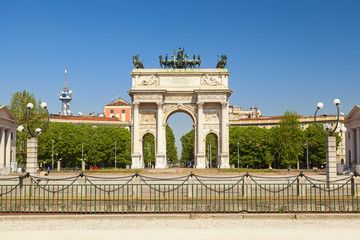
[91,166,99,170]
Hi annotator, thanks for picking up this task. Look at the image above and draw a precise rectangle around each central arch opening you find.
[166,111,194,168]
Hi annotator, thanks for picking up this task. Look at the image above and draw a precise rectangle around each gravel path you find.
[1,215,359,240]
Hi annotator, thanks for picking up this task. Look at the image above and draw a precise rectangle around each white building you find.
[344,105,360,172]
[0,105,18,172]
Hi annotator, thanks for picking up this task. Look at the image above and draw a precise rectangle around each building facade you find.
[230,114,346,164]
[50,114,130,129]
[0,106,18,172]
[104,98,131,122]
[343,105,360,172]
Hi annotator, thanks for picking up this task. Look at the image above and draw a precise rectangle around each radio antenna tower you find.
[59,67,72,116]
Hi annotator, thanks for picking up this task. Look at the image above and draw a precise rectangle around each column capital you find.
[197,102,204,109]
[133,102,140,108]
[221,102,228,109]
[157,102,164,109]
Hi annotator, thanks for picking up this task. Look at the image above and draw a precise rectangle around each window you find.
[122,110,125,114]
[122,103,126,106]
[110,110,114,114]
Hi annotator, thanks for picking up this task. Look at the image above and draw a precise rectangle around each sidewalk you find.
[1,214,359,240]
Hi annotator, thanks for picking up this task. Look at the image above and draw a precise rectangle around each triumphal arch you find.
[129,50,232,169]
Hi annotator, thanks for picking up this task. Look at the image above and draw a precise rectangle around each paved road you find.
[1,215,359,240]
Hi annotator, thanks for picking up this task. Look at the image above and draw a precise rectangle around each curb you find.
[1,213,360,221]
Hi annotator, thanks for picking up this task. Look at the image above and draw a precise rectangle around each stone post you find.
[188,174,196,197]
[326,136,337,186]
[353,176,360,196]
[27,137,38,176]
[220,102,230,169]
[57,160,61,171]
[155,102,166,169]
[131,102,142,169]
[77,175,86,185]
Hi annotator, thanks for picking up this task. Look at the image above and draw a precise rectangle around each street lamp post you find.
[314,99,345,186]
[306,140,309,169]
[51,140,54,170]
[114,141,117,168]
[237,142,240,169]
[81,141,85,171]
[17,102,49,175]
[210,142,212,168]
[147,142,151,168]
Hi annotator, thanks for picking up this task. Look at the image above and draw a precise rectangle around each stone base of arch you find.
[220,154,230,169]
[131,154,142,169]
[196,154,206,169]
[128,69,232,170]
[155,154,166,169]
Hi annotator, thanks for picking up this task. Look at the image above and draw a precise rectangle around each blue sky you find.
[1,0,359,155]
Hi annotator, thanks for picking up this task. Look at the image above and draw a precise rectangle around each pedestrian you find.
[47,166,51,175]
[287,166,290,172]
[76,166,78,172]
[72,167,75,172]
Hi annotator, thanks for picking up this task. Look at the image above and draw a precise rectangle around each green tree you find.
[180,129,194,165]
[303,123,341,168]
[205,133,217,167]
[229,126,273,168]
[37,122,131,169]
[272,111,304,168]
[143,133,155,167]
[166,125,178,163]
[8,90,46,163]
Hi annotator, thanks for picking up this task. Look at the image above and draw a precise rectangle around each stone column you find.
[196,102,205,169]
[220,102,230,169]
[131,102,142,169]
[5,130,11,168]
[357,128,360,165]
[326,136,337,185]
[27,137,38,176]
[11,131,16,166]
[155,102,166,169]
[0,128,5,168]
[351,128,357,168]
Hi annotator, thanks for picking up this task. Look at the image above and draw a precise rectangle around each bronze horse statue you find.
[132,55,144,69]
[216,55,227,69]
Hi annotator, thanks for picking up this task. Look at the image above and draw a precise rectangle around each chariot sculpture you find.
[159,48,201,69]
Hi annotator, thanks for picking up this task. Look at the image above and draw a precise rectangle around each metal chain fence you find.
[0,172,359,214]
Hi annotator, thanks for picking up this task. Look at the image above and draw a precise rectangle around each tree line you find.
[9,91,341,169]
[8,91,178,168]
[180,111,341,169]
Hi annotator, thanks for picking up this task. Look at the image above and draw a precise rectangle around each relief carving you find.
[205,111,220,122]
[139,75,159,86]
[201,75,222,86]
[205,103,221,109]
[141,111,156,122]
[166,94,194,100]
